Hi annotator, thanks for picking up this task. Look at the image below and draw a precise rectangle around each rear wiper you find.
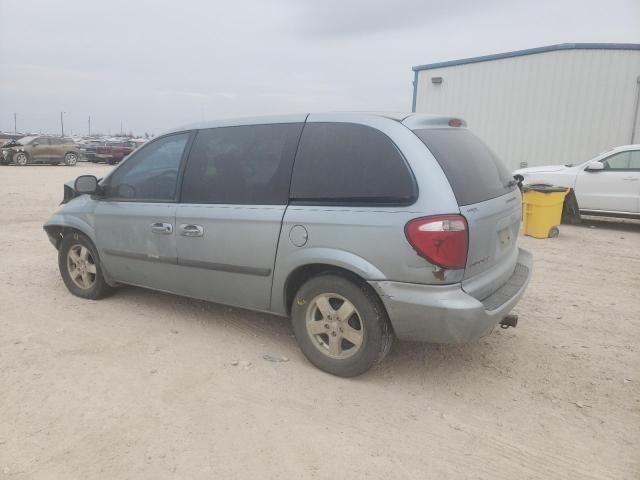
[506,179,517,188]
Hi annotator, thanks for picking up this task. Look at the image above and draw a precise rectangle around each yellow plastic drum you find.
[522,187,569,239]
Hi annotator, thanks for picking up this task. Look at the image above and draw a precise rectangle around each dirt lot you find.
[0,163,638,479]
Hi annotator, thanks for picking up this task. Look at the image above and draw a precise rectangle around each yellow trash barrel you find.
[522,186,569,239]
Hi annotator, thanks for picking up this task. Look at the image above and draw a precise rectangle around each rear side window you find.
[414,128,516,206]
[290,123,416,205]
[181,123,303,205]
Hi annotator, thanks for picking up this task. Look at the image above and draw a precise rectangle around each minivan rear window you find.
[413,128,516,206]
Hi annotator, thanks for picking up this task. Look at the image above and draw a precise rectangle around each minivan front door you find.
[174,121,305,311]
[93,132,191,292]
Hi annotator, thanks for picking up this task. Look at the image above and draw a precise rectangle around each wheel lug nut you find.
[324,323,329,329]
[331,332,337,337]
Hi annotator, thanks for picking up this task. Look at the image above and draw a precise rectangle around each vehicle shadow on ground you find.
[573,216,640,232]
[112,286,506,383]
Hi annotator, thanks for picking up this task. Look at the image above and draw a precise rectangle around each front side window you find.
[606,151,640,170]
[181,123,304,204]
[104,133,189,201]
[35,137,50,145]
[601,151,631,170]
[290,123,416,205]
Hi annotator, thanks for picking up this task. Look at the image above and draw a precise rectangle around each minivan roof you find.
[163,112,465,136]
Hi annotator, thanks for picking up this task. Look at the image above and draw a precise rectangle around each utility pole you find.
[88,116,91,136]
[120,120,123,135]
[60,111,65,137]
[13,113,17,133]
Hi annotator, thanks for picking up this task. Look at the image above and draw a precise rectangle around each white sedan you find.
[514,144,640,217]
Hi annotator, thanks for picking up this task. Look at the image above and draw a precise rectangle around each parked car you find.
[43,113,532,377]
[93,141,136,165]
[80,140,104,162]
[1,136,80,166]
[514,145,640,218]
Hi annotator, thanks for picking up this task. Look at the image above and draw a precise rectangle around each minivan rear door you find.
[174,121,305,311]
[413,127,521,300]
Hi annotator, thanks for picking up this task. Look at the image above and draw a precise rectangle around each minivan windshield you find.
[413,128,517,206]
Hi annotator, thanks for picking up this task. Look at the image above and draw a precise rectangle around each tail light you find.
[405,215,468,269]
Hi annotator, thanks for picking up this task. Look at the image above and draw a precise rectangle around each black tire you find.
[561,190,582,224]
[291,274,393,377]
[58,232,114,300]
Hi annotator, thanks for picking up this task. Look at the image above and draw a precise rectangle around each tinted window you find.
[50,138,64,145]
[630,151,640,169]
[602,151,631,170]
[290,123,416,204]
[35,137,49,145]
[414,128,516,206]
[105,133,189,201]
[181,123,303,205]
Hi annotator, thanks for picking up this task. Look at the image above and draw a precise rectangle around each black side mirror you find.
[74,175,99,195]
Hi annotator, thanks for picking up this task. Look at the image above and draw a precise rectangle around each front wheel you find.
[291,274,394,377]
[64,152,78,166]
[14,152,29,166]
[58,232,113,299]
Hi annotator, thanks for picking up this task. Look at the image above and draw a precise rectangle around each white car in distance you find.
[514,144,640,218]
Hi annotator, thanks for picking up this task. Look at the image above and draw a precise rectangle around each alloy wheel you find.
[66,244,97,290]
[65,153,78,166]
[15,152,28,166]
[305,293,365,359]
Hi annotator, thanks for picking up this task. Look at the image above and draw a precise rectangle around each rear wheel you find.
[64,152,78,166]
[58,232,113,299]
[14,152,28,166]
[291,274,393,377]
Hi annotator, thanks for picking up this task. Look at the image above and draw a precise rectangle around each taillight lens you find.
[405,215,468,269]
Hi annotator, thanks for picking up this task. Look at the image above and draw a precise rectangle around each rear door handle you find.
[150,222,173,234]
[179,224,204,237]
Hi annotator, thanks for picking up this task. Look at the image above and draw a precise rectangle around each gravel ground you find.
[1,163,638,479]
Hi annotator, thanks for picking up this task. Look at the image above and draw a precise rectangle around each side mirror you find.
[32,142,39,147]
[74,175,99,195]
[585,161,604,172]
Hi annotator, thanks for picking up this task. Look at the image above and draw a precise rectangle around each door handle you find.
[179,224,204,237]
[150,222,173,234]
[623,177,639,181]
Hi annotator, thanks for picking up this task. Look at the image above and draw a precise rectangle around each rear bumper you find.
[369,248,533,343]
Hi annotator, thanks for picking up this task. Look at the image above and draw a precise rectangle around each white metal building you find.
[411,43,640,170]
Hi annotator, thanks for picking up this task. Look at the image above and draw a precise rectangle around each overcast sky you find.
[1,0,639,136]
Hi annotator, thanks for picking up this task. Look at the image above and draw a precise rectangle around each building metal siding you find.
[413,47,640,170]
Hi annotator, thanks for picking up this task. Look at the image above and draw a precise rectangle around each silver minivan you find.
[44,113,532,377]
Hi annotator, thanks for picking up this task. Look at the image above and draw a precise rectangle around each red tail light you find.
[405,215,468,269]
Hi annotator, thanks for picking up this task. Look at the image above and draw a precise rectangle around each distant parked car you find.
[93,141,137,165]
[80,140,105,162]
[1,136,80,166]
[44,113,532,377]
[514,144,640,218]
